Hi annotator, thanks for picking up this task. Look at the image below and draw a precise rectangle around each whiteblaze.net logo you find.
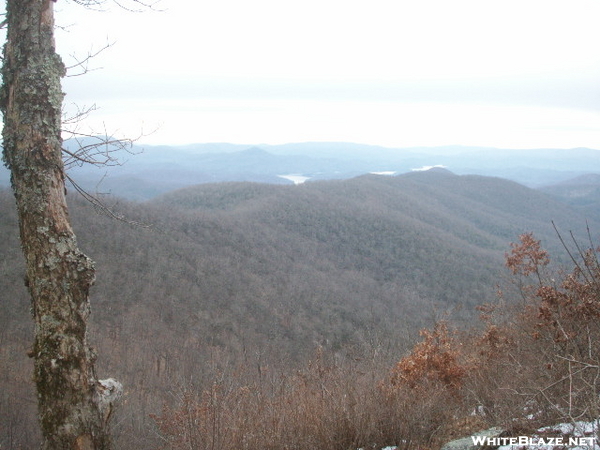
[471,435,596,447]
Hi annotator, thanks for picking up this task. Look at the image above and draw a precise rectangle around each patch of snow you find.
[497,419,599,450]
[97,378,123,402]
[357,447,397,450]
[368,420,599,450]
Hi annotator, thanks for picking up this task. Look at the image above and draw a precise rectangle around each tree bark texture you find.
[0,1,118,448]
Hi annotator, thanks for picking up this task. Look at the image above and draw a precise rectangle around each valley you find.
[1,158,599,448]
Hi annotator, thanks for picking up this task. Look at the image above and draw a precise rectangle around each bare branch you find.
[62,102,98,125]
[60,111,160,229]
[68,0,164,13]
[65,173,154,229]
[61,129,140,169]
[61,106,140,169]
[61,103,156,170]
[118,0,165,12]
[552,221,592,284]
[65,40,114,77]
[55,0,161,230]
[555,354,600,371]
[69,0,105,8]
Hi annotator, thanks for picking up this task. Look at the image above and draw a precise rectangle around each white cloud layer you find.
[50,0,600,148]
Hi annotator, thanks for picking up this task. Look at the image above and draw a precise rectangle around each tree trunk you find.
[0,1,121,448]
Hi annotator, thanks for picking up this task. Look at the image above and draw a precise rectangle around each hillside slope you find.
[2,171,595,359]
[540,174,600,221]
[1,171,597,446]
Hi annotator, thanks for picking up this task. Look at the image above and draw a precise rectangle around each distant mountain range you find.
[2,142,599,202]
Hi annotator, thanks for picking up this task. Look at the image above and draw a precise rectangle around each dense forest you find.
[1,169,599,448]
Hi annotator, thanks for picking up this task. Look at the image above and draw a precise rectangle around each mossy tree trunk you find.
[0,1,119,448]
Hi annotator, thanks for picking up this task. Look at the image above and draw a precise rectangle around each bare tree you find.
[0,0,122,448]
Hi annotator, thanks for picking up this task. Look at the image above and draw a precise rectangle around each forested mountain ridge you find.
[539,173,600,221]
[157,169,589,248]
[1,170,598,446]
[2,170,595,363]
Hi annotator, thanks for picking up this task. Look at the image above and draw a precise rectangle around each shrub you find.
[467,232,600,428]
[152,231,600,449]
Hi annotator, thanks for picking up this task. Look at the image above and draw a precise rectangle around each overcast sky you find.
[53,0,600,149]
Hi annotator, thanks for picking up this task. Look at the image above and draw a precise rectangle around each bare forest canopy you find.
[1,169,599,447]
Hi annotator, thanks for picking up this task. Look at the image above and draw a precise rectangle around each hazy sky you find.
[53,0,600,148]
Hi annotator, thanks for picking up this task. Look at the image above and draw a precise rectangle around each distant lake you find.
[370,171,396,176]
[278,174,310,185]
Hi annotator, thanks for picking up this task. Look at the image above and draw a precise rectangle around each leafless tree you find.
[0,0,153,447]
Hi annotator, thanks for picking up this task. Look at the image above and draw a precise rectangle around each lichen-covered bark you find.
[0,1,119,448]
